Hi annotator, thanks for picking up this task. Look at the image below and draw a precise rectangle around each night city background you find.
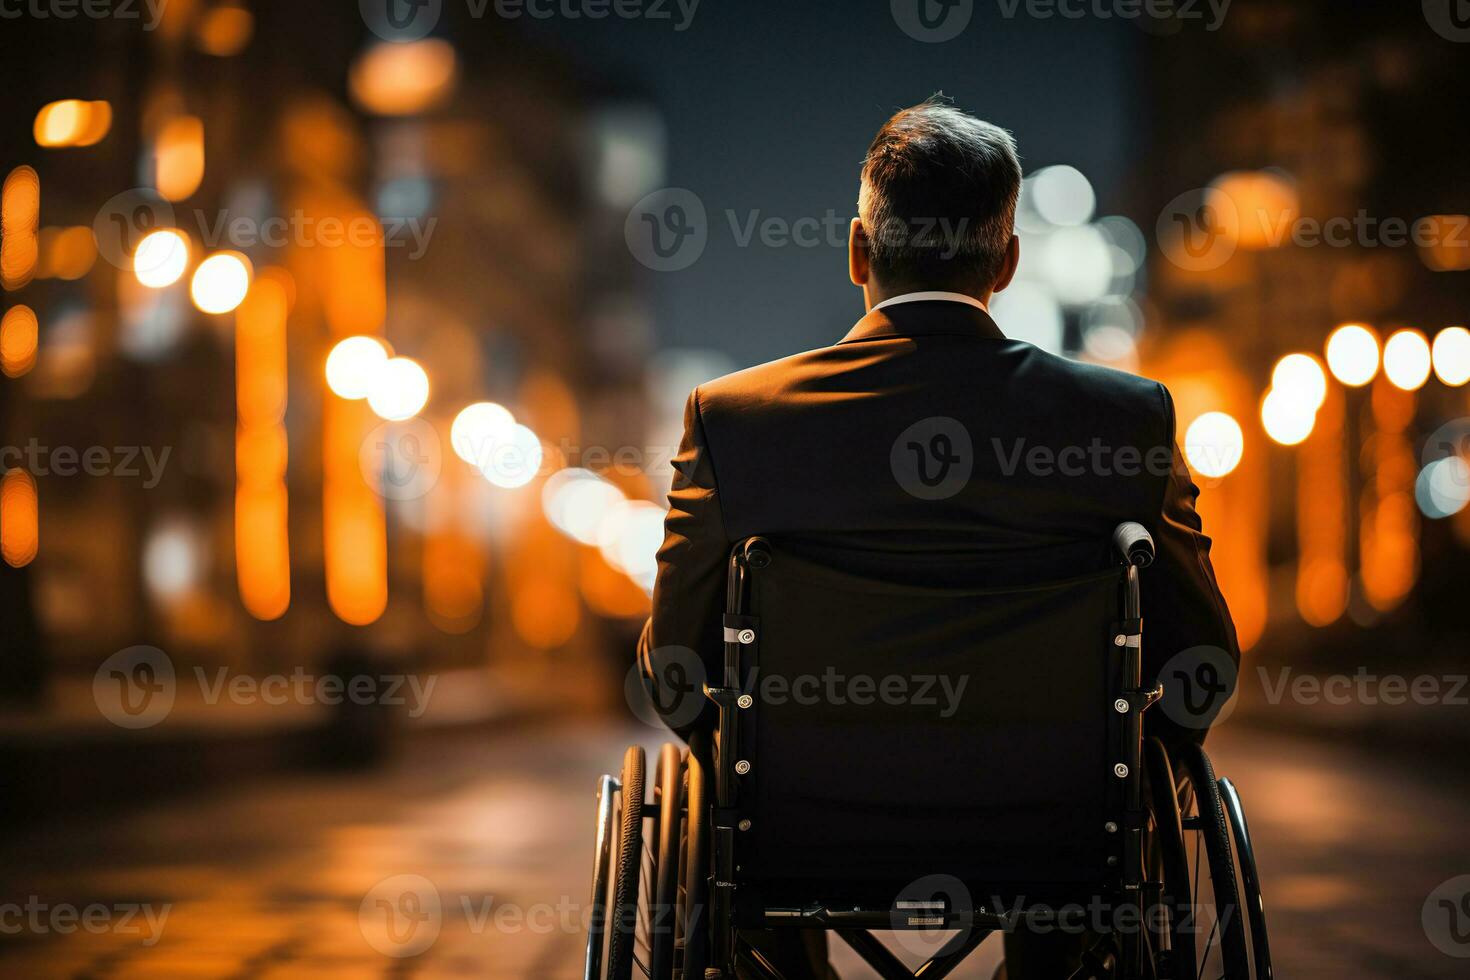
[2,0,1470,976]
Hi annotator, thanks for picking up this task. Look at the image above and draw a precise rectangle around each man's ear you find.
[849,218,871,287]
[991,234,1021,293]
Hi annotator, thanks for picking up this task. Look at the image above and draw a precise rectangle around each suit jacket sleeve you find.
[1144,383,1241,747]
[637,387,729,739]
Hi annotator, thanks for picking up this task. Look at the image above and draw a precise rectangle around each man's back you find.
[640,298,1238,745]
[636,97,1240,980]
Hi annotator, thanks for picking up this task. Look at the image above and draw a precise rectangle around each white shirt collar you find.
[870,290,989,313]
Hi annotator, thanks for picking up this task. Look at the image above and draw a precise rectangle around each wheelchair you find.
[586,524,1272,980]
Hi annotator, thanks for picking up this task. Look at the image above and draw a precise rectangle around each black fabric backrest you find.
[734,546,1125,901]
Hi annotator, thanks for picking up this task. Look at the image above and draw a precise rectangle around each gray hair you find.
[858,96,1022,290]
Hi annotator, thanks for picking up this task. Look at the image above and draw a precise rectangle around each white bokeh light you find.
[189,251,251,315]
[991,281,1064,353]
[450,401,515,466]
[1040,225,1112,304]
[326,336,391,400]
[1183,412,1244,478]
[366,356,430,421]
[1382,329,1431,391]
[597,499,666,593]
[1325,324,1379,387]
[1431,326,1470,386]
[544,469,627,545]
[478,422,543,489]
[1029,165,1096,227]
[1270,353,1328,412]
[1260,388,1316,446]
[133,229,189,288]
[1416,457,1470,519]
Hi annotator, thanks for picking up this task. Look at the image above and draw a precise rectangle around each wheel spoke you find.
[1197,915,1219,980]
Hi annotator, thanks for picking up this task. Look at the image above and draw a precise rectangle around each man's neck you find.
[865,283,991,312]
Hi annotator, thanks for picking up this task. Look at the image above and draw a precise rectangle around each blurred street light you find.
[1416,457,1470,519]
[1184,411,1244,478]
[1029,165,1095,227]
[154,115,205,201]
[596,498,664,592]
[1261,388,1316,446]
[133,229,190,288]
[1431,326,1470,386]
[450,401,515,466]
[477,423,542,489]
[190,251,251,314]
[33,99,111,147]
[1325,323,1380,387]
[0,305,38,378]
[349,39,458,116]
[325,335,391,400]
[544,469,624,545]
[366,356,430,421]
[1383,328,1432,391]
[1271,353,1328,411]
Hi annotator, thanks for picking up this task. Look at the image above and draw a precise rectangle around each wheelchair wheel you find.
[1220,778,1273,979]
[676,733,710,979]
[607,746,646,979]
[1169,743,1251,980]
[1144,738,1193,980]
[646,744,684,980]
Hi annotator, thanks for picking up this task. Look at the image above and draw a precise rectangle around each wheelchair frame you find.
[586,523,1270,980]
[701,526,1162,980]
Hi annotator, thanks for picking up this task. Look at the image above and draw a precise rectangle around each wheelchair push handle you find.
[1112,521,1155,568]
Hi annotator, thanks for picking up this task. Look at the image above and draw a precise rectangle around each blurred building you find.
[1141,2,1470,663]
[0,1,665,715]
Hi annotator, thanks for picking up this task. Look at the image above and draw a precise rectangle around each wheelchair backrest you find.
[728,544,1129,902]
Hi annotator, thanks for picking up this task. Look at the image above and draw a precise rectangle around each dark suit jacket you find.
[638,299,1238,745]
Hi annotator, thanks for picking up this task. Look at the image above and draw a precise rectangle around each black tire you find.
[608,746,646,980]
[677,732,711,979]
[1220,777,1273,979]
[1177,743,1250,979]
[649,744,683,980]
[1144,738,1193,980]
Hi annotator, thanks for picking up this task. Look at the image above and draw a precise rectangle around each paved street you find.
[1,720,1466,978]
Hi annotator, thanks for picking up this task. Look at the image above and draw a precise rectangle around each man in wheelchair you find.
[593,98,1260,980]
